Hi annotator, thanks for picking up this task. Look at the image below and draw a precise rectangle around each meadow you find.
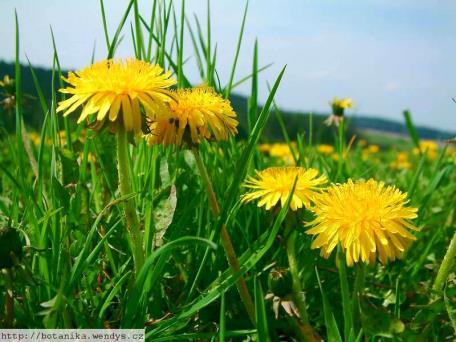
[0,1,455,341]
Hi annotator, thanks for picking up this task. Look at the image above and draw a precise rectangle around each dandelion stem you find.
[117,126,144,275]
[337,245,353,341]
[284,224,317,342]
[352,263,365,332]
[192,147,256,326]
[433,229,456,293]
[336,120,346,181]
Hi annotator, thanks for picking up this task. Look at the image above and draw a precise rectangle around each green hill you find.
[1,61,454,143]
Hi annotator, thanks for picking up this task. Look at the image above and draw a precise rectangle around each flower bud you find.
[268,268,293,298]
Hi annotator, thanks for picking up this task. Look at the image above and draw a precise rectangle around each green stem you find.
[433,229,456,293]
[336,119,346,182]
[337,245,353,341]
[352,263,365,333]
[285,225,317,342]
[117,126,144,275]
[192,147,256,325]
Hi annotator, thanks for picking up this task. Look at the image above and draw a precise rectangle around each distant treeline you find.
[0,61,453,142]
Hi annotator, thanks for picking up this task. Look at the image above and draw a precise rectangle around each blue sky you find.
[1,0,455,131]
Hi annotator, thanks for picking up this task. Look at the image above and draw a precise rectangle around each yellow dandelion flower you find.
[419,140,438,151]
[413,147,438,160]
[57,59,176,134]
[390,160,412,170]
[331,153,340,161]
[331,97,353,111]
[367,145,380,153]
[317,144,334,155]
[358,139,367,147]
[241,167,327,211]
[28,132,41,146]
[259,143,271,152]
[0,75,14,88]
[267,143,296,164]
[415,140,439,160]
[325,97,353,126]
[307,179,418,266]
[269,143,295,157]
[397,151,409,161]
[390,152,412,170]
[146,87,238,146]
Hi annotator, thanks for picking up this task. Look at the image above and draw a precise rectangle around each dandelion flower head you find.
[241,167,327,211]
[145,87,238,146]
[307,179,418,266]
[57,59,176,134]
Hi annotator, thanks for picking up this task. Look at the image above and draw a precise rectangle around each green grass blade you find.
[148,176,295,337]
[217,66,286,231]
[219,288,226,342]
[122,236,217,327]
[133,0,146,59]
[146,0,158,60]
[97,270,132,321]
[206,0,211,84]
[403,110,420,149]
[230,63,273,90]
[14,10,25,173]
[177,0,185,87]
[316,267,343,342]
[247,39,258,134]
[254,278,270,341]
[108,0,134,59]
[225,0,249,98]
[99,0,110,51]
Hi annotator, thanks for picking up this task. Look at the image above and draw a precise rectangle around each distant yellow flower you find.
[78,152,97,164]
[0,75,15,112]
[396,151,409,161]
[331,97,353,111]
[241,167,327,211]
[419,140,438,151]
[325,97,353,126]
[390,160,412,170]
[266,143,296,165]
[0,75,14,88]
[146,87,238,146]
[307,179,418,266]
[367,145,379,153]
[269,144,293,157]
[361,144,380,161]
[29,132,41,146]
[259,143,271,152]
[412,140,439,160]
[87,152,97,163]
[390,152,412,170]
[358,139,367,147]
[317,144,334,155]
[57,59,176,134]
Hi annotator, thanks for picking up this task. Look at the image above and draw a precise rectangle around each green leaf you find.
[147,175,295,338]
[122,236,217,327]
[153,184,177,247]
[254,278,270,341]
[315,267,343,342]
